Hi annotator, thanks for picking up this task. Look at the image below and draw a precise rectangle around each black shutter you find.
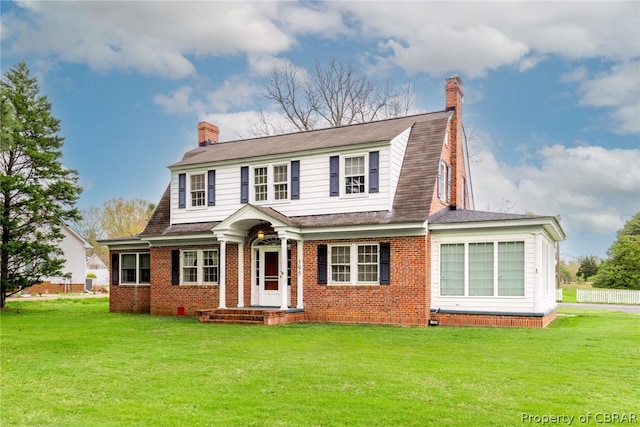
[178,173,186,208]
[171,249,180,285]
[329,156,339,196]
[291,160,300,200]
[317,244,327,285]
[207,170,216,206]
[240,166,249,203]
[380,243,391,285]
[369,151,379,193]
[111,253,119,285]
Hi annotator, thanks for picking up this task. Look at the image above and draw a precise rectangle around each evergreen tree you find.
[591,212,640,290]
[0,62,82,307]
[576,255,599,281]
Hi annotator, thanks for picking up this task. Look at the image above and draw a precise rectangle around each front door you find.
[259,250,281,306]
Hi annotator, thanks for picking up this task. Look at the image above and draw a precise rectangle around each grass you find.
[1,299,639,426]
[561,282,593,303]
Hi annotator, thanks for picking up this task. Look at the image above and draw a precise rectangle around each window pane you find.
[254,167,268,201]
[273,165,288,200]
[203,250,218,283]
[345,157,365,194]
[182,251,198,283]
[469,243,493,296]
[139,253,151,284]
[357,245,378,282]
[440,244,464,296]
[121,254,137,284]
[498,241,524,296]
[331,246,350,282]
[190,174,205,206]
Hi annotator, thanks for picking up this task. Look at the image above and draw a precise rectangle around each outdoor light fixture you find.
[257,230,264,240]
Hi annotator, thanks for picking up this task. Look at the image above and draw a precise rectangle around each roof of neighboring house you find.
[142,111,452,237]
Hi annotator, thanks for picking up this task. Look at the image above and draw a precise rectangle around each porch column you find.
[297,240,304,309]
[237,243,244,308]
[218,240,227,309]
[280,237,288,310]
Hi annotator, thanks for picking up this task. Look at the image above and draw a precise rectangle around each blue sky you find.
[1,1,638,260]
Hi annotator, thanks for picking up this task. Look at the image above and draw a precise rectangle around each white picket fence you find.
[556,288,563,302]
[576,289,640,305]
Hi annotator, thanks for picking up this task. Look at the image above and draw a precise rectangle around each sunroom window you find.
[440,241,525,297]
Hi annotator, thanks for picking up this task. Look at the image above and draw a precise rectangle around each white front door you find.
[259,249,281,306]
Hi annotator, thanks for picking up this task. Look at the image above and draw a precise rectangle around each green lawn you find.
[1,299,638,426]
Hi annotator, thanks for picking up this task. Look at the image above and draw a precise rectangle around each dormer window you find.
[190,173,205,207]
[273,164,289,200]
[251,164,290,203]
[254,167,268,202]
[345,156,365,194]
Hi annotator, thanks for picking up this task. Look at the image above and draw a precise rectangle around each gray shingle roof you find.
[428,208,551,224]
[171,111,451,167]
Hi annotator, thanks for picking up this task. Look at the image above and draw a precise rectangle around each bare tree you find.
[71,206,108,264]
[250,58,414,136]
[100,198,155,239]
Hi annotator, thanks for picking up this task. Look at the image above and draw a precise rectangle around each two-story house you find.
[104,77,564,327]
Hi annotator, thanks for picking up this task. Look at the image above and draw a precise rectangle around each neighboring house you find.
[30,224,92,294]
[102,77,564,327]
[87,254,110,288]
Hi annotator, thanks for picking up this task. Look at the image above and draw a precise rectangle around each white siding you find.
[389,126,412,206]
[430,229,557,315]
[43,226,89,284]
[170,143,408,224]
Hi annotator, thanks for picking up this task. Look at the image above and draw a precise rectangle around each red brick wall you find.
[302,236,430,326]
[109,249,152,313]
[149,245,223,316]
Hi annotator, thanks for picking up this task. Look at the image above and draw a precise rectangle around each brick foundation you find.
[27,282,85,295]
[430,309,556,328]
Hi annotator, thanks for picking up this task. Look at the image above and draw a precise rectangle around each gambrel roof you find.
[142,110,452,237]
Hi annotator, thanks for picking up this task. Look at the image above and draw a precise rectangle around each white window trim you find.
[438,160,447,202]
[119,252,150,286]
[251,164,290,204]
[439,240,525,298]
[180,248,219,285]
[328,243,379,285]
[341,154,368,198]
[187,172,207,210]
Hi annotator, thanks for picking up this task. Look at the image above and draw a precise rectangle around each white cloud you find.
[472,138,640,256]
[3,1,293,78]
[575,61,640,134]
[331,2,639,76]
[154,86,204,114]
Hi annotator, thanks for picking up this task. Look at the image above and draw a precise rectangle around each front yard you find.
[1,298,638,426]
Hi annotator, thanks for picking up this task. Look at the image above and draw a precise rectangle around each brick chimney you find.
[445,77,466,208]
[197,121,219,146]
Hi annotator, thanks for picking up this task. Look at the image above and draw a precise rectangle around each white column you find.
[237,243,244,308]
[280,237,288,310]
[297,240,304,309]
[218,240,227,309]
